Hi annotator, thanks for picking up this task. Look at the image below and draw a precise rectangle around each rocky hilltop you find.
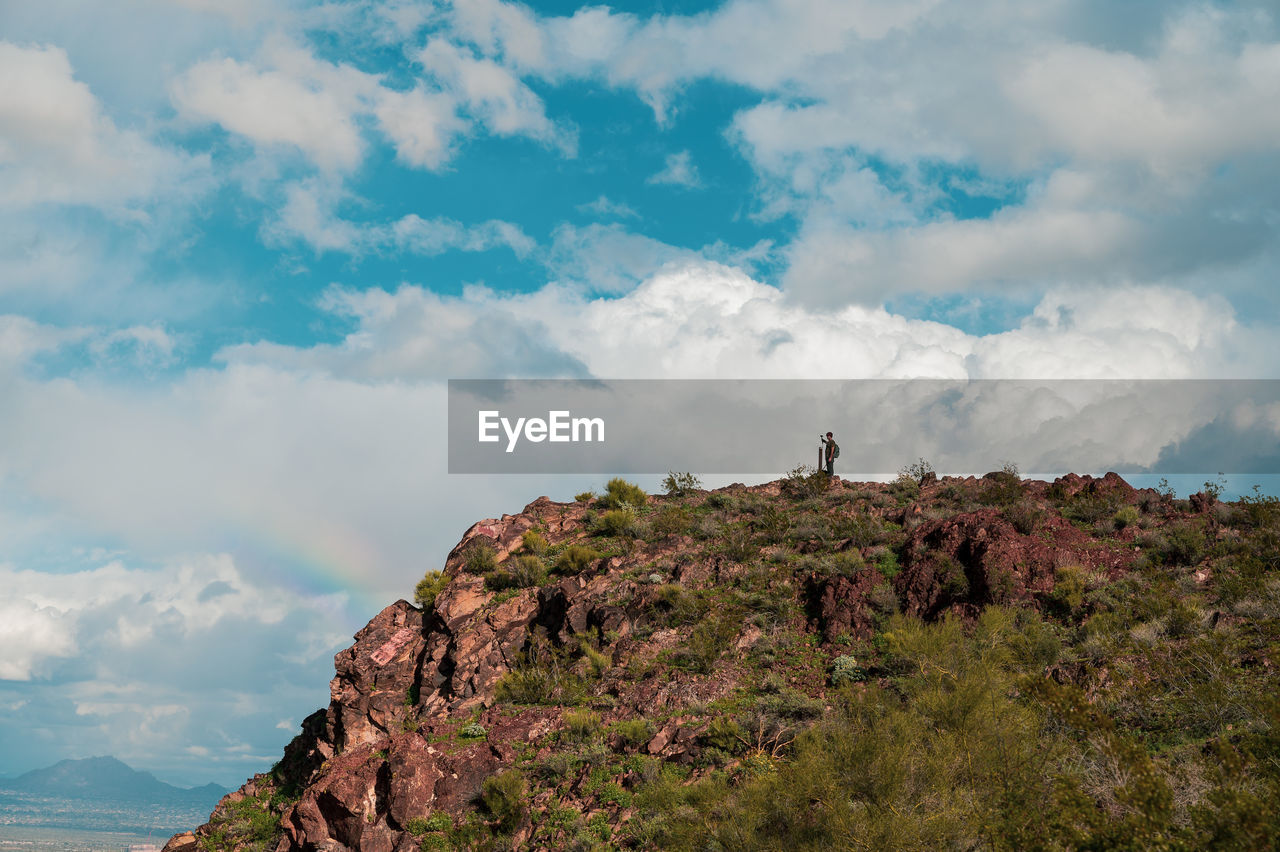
[165,471,1280,851]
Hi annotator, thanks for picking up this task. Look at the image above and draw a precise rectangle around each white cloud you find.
[222,261,1264,383]
[171,40,372,172]
[373,85,466,170]
[648,150,701,188]
[416,38,576,155]
[576,195,639,219]
[263,177,535,257]
[0,42,206,212]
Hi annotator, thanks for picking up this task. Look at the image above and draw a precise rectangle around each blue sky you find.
[2,0,1279,789]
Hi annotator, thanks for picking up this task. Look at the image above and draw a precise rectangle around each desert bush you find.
[414,570,450,609]
[1113,505,1141,530]
[640,609,1056,850]
[611,718,655,749]
[574,490,596,503]
[650,583,706,627]
[599,477,647,509]
[701,717,746,754]
[478,770,526,833]
[1063,494,1122,526]
[781,464,828,499]
[522,529,549,555]
[509,554,547,587]
[671,609,739,674]
[1048,565,1087,616]
[1003,500,1043,534]
[663,471,702,496]
[832,512,883,547]
[494,650,588,706]
[404,813,451,837]
[596,508,638,537]
[719,527,756,562]
[900,457,935,485]
[650,505,693,538]
[830,655,866,686]
[1158,520,1207,567]
[562,708,602,742]
[979,464,1022,506]
[887,473,920,503]
[579,640,611,678]
[459,722,487,740]
[875,551,901,580]
[555,544,602,575]
[465,542,498,574]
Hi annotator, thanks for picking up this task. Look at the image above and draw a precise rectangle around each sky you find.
[1,0,1279,789]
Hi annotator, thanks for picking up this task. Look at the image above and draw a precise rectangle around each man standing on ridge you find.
[821,432,839,477]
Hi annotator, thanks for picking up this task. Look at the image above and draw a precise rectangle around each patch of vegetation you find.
[610,718,655,749]
[662,471,702,496]
[478,770,526,834]
[464,542,498,574]
[522,529,549,555]
[197,789,282,852]
[414,570,449,609]
[899,457,935,485]
[596,507,639,537]
[599,477,648,509]
[554,544,602,575]
[781,464,828,499]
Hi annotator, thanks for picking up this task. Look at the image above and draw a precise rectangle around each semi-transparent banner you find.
[447,379,1280,475]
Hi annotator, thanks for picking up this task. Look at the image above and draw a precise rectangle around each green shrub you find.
[495,648,589,706]
[701,717,746,754]
[522,529,549,555]
[611,718,655,749]
[414,570,449,608]
[887,473,921,503]
[478,770,526,833]
[508,554,548,587]
[875,551,901,580]
[563,708,602,741]
[671,610,738,674]
[1049,565,1087,616]
[1003,500,1043,534]
[597,508,638,537]
[579,641,611,678]
[1158,520,1207,566]
[662,471,702,496]
[651,505,693,537]
[459,722,487,740]
[900,457,935,485]
[1113,505,1141,530]
[781,464,827,499]
[599,477,647,509]
[555,544,602,575]
[404,813,451,837]
[830,654,866,686]
[465,542,497,574]
[574,490,596,502]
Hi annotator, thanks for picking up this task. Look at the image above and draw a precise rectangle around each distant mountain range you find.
[0,756,226,807]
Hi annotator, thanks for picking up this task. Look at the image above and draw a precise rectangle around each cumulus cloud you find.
[648,150,701,188]
[223,261,1264,382]
[0,42,206,212]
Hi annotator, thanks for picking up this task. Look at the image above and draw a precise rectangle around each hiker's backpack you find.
[832,442,841,459]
